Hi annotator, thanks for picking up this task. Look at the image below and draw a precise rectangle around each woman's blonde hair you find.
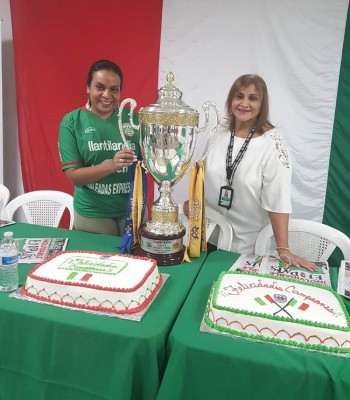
[225,74,274,133]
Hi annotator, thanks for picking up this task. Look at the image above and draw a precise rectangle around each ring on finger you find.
[120,158,124,163]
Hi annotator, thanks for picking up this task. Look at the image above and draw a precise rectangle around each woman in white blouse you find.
[204,74,316,271]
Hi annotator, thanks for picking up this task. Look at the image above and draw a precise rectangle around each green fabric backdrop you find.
[324,6,350,238]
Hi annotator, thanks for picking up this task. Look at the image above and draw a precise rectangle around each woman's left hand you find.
[278,251,318,272]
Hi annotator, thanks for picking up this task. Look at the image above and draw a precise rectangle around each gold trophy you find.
[119,72,219,265]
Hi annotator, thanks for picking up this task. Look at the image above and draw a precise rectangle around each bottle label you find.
[1,254,19,265]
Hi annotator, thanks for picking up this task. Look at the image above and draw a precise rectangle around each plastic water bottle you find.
[0,231,19,292]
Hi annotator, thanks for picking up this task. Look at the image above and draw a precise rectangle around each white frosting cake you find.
[204,271,350,354]
[21,251,162,315]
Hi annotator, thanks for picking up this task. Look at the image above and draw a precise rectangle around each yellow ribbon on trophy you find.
[184,159,207,260]
[120,161,147,252]
[131,162,141,245]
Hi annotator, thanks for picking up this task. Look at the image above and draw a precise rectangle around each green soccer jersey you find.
[58,106,141,218]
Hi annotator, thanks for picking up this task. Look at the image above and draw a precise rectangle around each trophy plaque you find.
[119,72,219,265]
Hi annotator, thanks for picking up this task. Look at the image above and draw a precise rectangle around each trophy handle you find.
[197,101,221,134]
[118,97,140,149]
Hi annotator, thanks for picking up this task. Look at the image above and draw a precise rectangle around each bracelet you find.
[278,252,291,259]
[276,246,290,252]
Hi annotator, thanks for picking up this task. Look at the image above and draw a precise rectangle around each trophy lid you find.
[139,72,199,127]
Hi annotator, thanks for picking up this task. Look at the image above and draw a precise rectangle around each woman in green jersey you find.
[58,59,141,235]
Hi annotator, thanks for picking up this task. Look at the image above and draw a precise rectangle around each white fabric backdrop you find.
[159,0,348,221]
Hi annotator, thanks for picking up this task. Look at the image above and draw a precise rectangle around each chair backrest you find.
[1,190,74,229]
[178,204,233,251]
[254,219,350,261]
[0,184,10,214]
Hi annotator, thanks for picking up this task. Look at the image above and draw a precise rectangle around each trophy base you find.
[133,245,185,266]
[133,225,186,266]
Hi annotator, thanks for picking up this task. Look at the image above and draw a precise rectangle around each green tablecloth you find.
[157,250,350,400]
[0,223,206,400]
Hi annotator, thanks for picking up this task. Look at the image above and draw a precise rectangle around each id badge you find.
[218,185,233,210]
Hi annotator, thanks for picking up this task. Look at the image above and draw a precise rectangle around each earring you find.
[86,96,91,111]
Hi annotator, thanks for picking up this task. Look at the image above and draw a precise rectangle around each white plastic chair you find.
[1,190,74,229]
[254,219,350,261]
[0,184,10,214]
[178,204,233,251]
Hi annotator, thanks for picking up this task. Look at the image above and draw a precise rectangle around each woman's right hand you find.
[64,148,138,186]
[112,149,137,171]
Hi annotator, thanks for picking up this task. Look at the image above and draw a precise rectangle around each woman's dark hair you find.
[87,59,123,89]
[225,74,274,133]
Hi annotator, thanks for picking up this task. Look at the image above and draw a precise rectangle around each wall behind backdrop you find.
[0,0,20,195]
[7,0,350,238]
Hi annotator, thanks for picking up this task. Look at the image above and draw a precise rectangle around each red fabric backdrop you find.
[10,0,162,205]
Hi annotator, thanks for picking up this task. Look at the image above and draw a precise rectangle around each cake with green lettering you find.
[204,271,350,354]
[21,250,162,315]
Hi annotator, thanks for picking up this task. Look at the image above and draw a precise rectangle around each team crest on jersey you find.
[85,127,96,134]
[122,123,135,137]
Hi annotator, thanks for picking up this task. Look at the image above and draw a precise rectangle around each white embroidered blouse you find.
[205,126,292,254]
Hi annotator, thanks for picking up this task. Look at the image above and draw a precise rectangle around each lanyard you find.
[226,127,256,186]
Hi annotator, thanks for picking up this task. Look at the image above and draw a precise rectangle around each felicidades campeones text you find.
[222,279,341,316]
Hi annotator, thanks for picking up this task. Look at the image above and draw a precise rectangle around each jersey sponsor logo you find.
[88,140,136,151]
[85,127,97,134]
[87,182,131,195]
